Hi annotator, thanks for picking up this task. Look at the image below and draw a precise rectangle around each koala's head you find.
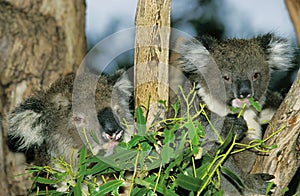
[175,33,293,112]
[72,72,133,143]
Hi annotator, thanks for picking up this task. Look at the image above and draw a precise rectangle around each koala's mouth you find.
[103,129,124,142]
[231,98,251,108]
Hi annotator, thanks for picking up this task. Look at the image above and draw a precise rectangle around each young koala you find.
[172,33,294,195]
[7,71,134,166]
[175,33,293,141]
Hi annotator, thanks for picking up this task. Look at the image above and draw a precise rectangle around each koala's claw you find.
[245,173,275,194]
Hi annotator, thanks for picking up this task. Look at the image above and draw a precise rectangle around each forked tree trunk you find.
[0,1,86,195]
[134,0,171,127]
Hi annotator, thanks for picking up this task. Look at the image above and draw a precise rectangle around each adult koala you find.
[171,33,294,195]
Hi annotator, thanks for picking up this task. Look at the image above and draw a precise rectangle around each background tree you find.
[172,0,225,39]
[285,0,300,46]
[134,0,171,126]
[0,1,86,195]
[251,1,300,195]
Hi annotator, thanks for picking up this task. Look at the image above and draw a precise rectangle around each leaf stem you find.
[129,145,141,194]
[154,163,162,193]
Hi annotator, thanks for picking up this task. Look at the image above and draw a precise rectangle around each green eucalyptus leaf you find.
[77,147,87,183]
[196,162,210,178]
[249,98,262,112]
[159,99,167,111]
[99,147,137,170]
[282,187,289,195]
[36,176,62,185]
[161,144,174,164]
[172,100,180,116]
[131,187,149,196]
[96,180,124,195]
[135,178,178,196]
[73,184,82,196]
[176,174,202,191]
[127,135,145,148]
[194,121,204,137]
[218,130,233,152]
[85,161,111,175]
[229,106,240,114]
[192,134,200,147]
[221,166,246,188]
[136,105,147,134]
[185,121,195,139]
[164,129,173,143]
[266,182,275,195]
[140,141,153,152]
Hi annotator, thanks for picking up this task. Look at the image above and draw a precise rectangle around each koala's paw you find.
[244,173,275,195]
[233,117,248,140]
[224,115,248,140]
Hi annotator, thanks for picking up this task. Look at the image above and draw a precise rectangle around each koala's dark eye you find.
[252,72,260,81]
[223,75,232,83]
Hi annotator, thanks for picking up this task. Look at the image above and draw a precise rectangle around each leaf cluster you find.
[24,89,280,196]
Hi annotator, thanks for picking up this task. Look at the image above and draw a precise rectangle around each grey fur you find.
[172,33,294,195]
[8,72,134,166]
[176,33,294,140]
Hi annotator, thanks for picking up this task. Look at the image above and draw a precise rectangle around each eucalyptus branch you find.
[82,128,95,155]
[154,163,163,193]
[197,136,237,195]
[129,144,142,195]
[232,125,285,155]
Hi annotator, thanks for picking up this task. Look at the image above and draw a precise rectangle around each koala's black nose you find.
[237,80,252,99]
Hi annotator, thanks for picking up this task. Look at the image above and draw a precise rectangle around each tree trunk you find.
[285,0,300,45]
[251,71,300,195]
[0,1,86,195]
[134,0,171,127]
[251,2,300,194]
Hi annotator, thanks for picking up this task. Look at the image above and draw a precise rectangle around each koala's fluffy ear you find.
[173,37,214,74]
[257,33,294,71]
[198,35,219,51]
[111,72,134,141]
[8,97,50,150]
[114,74,132,97]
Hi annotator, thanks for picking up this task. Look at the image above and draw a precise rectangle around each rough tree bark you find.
[251,72,300,195]
[251,1,300,195]
[134,0,171,127]
[0,1,86,195]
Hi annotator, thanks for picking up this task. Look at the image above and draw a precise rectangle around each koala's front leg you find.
[222,156,275,195]
[244,91,284,141]
[203,114,275,195]
[201,113,247,155]
[243,108,262,140]
[221,114,276,195]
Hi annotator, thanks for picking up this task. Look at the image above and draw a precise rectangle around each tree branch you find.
[134,0,171,126]
[285,0,300,45]
[251,71,300,195]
